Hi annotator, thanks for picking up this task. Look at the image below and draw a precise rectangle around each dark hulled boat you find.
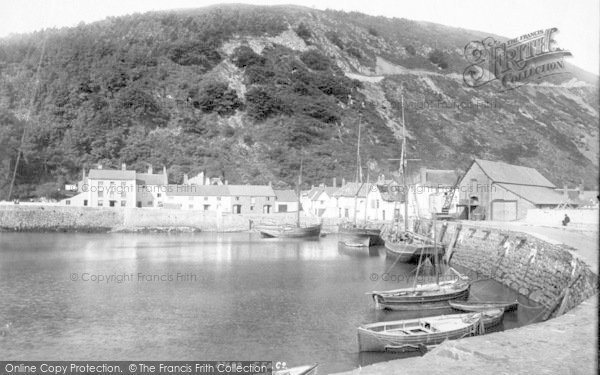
[259,224,321,239]
[338,224,384,247]
[370,278,470,311]
[384,232,445,263]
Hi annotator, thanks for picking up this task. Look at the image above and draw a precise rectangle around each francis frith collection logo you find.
[463,27,572,90]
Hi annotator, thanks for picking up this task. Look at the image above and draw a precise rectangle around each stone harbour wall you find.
[414,219,598,316]
[0,205,343,233]
[0,205,123,232]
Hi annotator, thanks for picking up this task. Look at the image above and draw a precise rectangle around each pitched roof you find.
[474,159,555,188]
[333,182,369,198]
[274,189,298,202]
[88,169,136,180]
[136,173,167,186]
[165,184,230,196]
[227,185,276,196]
[498,184,566,205]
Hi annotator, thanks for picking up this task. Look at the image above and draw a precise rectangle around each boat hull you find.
[480,309,504,329]
[449,300,518,312]
[259,224,321,239]
[357,313,483,352]
[338,227,384,247]
[372,281,470,311]
[384,241,445,263]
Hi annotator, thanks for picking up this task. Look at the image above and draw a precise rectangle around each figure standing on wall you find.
[562,214,570,226]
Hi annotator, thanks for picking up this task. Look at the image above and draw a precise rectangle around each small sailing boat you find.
[382,95,443,261]
[338,97,383,248]
[259,158,321,239]
[370,215,470,311]
[357,312,484,352]
[384,231,445,263]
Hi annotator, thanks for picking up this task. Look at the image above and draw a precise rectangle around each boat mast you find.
[401,95,408,233]
[353,98,362,226]
[297,156,303,228]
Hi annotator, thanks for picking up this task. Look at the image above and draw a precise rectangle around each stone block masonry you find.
[412,219,597,315]
[0,205,343,233]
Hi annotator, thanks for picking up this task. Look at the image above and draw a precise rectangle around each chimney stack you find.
[148,165,153,174]
[332,177,337,187]
[579,179,585,194]
[183,173,189,184]
[268,181,272,187]
[225,180,228,185]
[121,163,126,171]
[97,163,103,170]
[342,178,346,186]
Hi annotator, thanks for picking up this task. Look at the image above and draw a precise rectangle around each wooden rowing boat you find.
[338,225,384,247]
[479,309,504,329]
[357,312,484,352]
[258,224,322,239]
[449,300,519,312]
[370,278,470,310]
[274,363,318,375]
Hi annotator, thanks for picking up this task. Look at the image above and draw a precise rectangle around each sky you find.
[0,0,598,74]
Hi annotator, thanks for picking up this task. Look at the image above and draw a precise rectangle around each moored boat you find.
[479,309,504,329]
[370,278,470,311]
[357,312,484,352]
[338,224,384,247]
[274,363,318,375]
[384,232,445,263]
[449,300,519,312]
[259,224,321,239]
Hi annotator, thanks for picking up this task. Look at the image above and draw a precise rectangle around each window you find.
[217,197,221,201]
[203,204,210,210]
[235,196,240,201]
[147,201,152,206]
[204,197,208,201]
[98,201,103,207]
[279,204,288,212]
[65,200,71,206]
[250,206,254,211]
[83,200,88,206]
[157,193,161,198]
[137,201,142,208]
[120,191,127,198]
[98,191,104,198]
[344,208,349,218]
[120,201,126,207]
[266,197,270,201]
[376,200,380,209]
[98,181,104,186]
[189,204,194,209]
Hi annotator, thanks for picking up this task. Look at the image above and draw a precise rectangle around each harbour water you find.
[0,232,545,373]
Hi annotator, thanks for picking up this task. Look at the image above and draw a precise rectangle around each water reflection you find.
[0,232,544,373]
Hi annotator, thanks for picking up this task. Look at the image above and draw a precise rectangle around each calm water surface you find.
[0,232,544,373]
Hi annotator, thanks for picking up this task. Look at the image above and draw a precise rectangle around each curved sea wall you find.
[413,219,597,316]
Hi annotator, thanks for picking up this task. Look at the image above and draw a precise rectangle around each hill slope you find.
[0,4,597,198]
